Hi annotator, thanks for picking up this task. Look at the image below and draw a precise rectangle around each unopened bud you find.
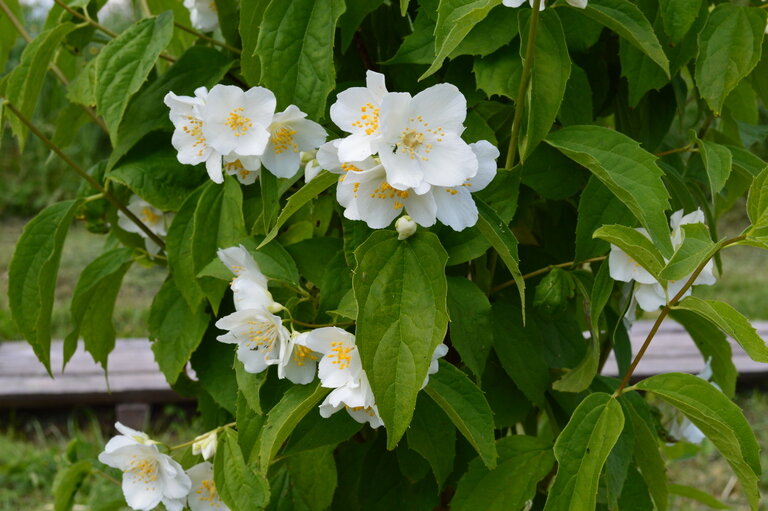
[396,216,417,240]
[192,430,218,460]
[304,159,321,183]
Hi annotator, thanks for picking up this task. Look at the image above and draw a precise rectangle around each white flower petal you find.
[433,187,478,231]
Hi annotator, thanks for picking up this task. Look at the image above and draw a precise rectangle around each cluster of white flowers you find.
[164,85,326,185]
[312,71,500,232]
[502,0,587,9]
[213,245,448,427]
[98,423,228,511]
[184,0,219,32]
[608,209,717,312]
[117,196,174,256]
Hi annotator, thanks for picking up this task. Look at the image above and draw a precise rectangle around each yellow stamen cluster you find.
[196,479,221,506]
[347,405,376,417]
[225,107,253,136]
[351,103,380,136]
[245,320,277,352]
[125,456,159,487]
[341,162,365,173]
[329,341,353,370]
[293,345,319,367]
[182,116,207,157]
[370,181,409,210]
[140,207,161,225]
[271,126,298,154]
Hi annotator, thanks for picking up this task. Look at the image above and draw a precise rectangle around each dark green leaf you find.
[215,429,270,511]
[447,276,492,378]
[406,394,455,488]
[473,48,522,100]
[659,0,702,43]
[696,137,733,197]
[626,402,668,511]
[668,484,731,509]
[593,224,665,278]
[659,223,715,281]
[240,0,270,85]
[166,186,206,308]
[747,167,768,238]
[575,176,635,261]
[53,460,92,511]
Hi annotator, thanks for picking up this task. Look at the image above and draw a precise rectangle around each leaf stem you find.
[174,22,242,54]
[615,234,745,394]
[504,0,542,169]
[2,99,166,249]
[289,318,355,329]
[490,255,606,295]
[654,143,695,158]
[168,422,237,451]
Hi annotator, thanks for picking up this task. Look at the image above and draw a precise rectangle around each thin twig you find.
[290,319,355,329]
[174,22,241,53]
[168,422,236,451]
[3,100,166,249]
[654,144,695,158]
[490,256,607,295]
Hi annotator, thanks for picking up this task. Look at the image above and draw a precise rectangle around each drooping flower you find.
[117,196,174,255]
[98,423,191,511]
[186,462,230,511]
[304,327,364,389]
[318,372,383,428]
[217,245,282,313]
[502,0,587,9]
[330,70,389,162]
[261,105,327,179]
[215,308,290,373]
[422,343,449,388]
[192,430,217,461]
[183,0,219,32]
[277,331,321,385]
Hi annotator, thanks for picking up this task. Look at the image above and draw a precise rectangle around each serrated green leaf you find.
[149,279,209,385]
[636,373,761,510]
[543,393,625,511]
[65,248,133,368]
[695,4,766,115]
[95,13,174,145]
[673,297,768,363]
[582,0,669,76]
[239,0,269,85]
[446,277,492,378]
[9,199,81,373]
[593,224,665,278]
[659,0,702,43]
[547,126,673,257]
[406,393,456,489]
[696,137,733,197]
[354,230,449,448]
[53,460,92,511]
[659,223,715,281]
[747,166,768,238]
[256,0,345,119]
[452,436,554,511]
[425,360,497,469]
[215,429,270,511]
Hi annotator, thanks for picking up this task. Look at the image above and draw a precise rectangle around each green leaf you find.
[558,63,594,126]
[53,460,92,511]
[626,402,668,511]
[446,277,492,378]
[518,9,570,161]
[192,333,238,413]
[475,198,525,311]
[582,0,669,76]
[659,223,715,281]
[279,446,338,511]
[695,5,766,115]
[95,13,174,145]
[636,373,761,510]
[216,0,241,47]
[236,360,267,415]
[166,186,206,308]
[260,171,280,234]
[6,23,77,149]
[237,391,264,464]
[593,224,665,278]
[239,237,300,287]
[546,125,673,257]
[239,0,270,85]
[543,393,625,511]
[258,382,329,472]
[65,248,133,368]
[473,48,522,100]
[215,429,270,511]
[353,231,449,447]
[425,360,497,469]
[659,0,702,43]
[259,171,338,248]
[673,297,768,363]
[696,137,733,197]
[450,4,518,58]
[9,199,81,373]
[574,176,635,261]
[256,0,346,119]
[339,0,386,51]
[533,267,575,315]
[747,166,768,238]
[284,409,362,456]
[383,7,435,65]
[149,279,209,385]
[421,0,500,79]
[406,394,456,489]
[452,436,554,511]
[0,0,21,74]
[668,484,731,510]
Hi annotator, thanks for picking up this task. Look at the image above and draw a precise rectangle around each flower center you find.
[196,479,220,504]
[329,341,353,370]
[341,162,365,172]
[182,116,207,156]
[293,345,318,366]
[351,102,380,136]
[271,126,298,154]
[370,181,409,210]
[125,456,158,484]
[225,107,253,137]
[245,321,278,352]
[224,159,244,172]
[140,207,161,225]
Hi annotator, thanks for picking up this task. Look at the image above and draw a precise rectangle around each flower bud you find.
[192,430,218,460]
[396,216,417,240]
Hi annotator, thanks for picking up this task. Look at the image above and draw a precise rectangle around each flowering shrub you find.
[3,0,768,509]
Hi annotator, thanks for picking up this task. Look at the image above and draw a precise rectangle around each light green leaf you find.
[695,4,766,115]
[166,186,206,308]
[425,360,497,469]
[582,0,669,76]
[239,0,270,85]
[546,126,673,257]
[447,277,492,378]
[354,231,449,448]
[659,0,702,43]
[673,297,768,363]
[215,429,270,511]
[235,360,267,415]
[406,394,456,489]
[696,137,733,197]
[256,0,346,119]
[236,391,264,464]
[95,13,174,145]
[149,279,209,385]
[9,199,81,373]
[280,446,338,511]
[421,0,501,80]
[259,171,338,248]
[668,484,731,510]
[543,393,625,511]
[452,436,554,511]
[53,460,92,511]
[518,9,570,161]
[636,373,761,510]
[747,167,768,238]
[65,248,133,368]
[450,4,518,58]
[626,403,668,511]
[258,382,329,472]
[6,23,76,149]
[383,7,435,65]
[473,48,522,100]
[659,223,715,281]
[0,0,21,74]
[593,224,665,278]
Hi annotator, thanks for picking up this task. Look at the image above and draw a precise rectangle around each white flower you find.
[215,309,290,373]
[186,462,230,511]
[261,105,327,178]
[222,154,261,185]
[117,196,174,255]
[319,372,383,428]
[192,430,217,461]
[217,245,282,313]
[98,423,191,511]
[422,343,448,388]
[395,215,417,240]
[277,331,321,385]
[164,87,225,183]
[502,0,587,9]
[202,84,276,159]
[377,83,478,193]
[304,327,364,389]
[183,0,219,32]
[330,70,389,162]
